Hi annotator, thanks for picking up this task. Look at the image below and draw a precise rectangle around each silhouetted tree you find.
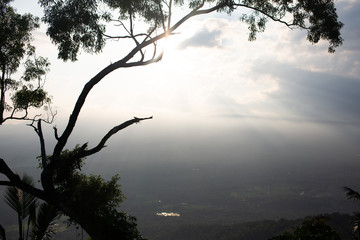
[0,1,344,240]
[0,0,52,124]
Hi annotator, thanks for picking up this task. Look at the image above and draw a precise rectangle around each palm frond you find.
[3,173,38,240]
[344,187,360,201]
[22,192,37,219]
[4,186,22,214]
[31,203,59,240]
[21,174,37,219]
[26,201,38,240]
[4,174,37,219]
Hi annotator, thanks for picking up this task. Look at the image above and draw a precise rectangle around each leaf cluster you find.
[51,146,124,215]
[236,0,343,52]
[0,0,39,73]
[11,86,51,110]
[39,0,107,61]
[5,56,51,114]
[22,56,50,82]
[294,0,344,53]
[62,173,142,239]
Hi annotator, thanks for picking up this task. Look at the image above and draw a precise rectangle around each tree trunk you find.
[17,213,23,240]
[0,65,6,124]
[0,224,6,240]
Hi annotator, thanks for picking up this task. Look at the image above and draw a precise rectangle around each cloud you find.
[251,60,360,126]
[177,27,223,49]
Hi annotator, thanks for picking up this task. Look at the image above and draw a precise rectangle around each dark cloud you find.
[252,61,360,126]
[178,27,223,49]
[338,1,360,37]
[336,1,360,53]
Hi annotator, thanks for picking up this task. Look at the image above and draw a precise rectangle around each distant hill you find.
[139,213,355,240]
[1,159,360,239]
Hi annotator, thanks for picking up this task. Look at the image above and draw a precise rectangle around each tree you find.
[269,216,341,240]
[344,187,360,239]
[0,0,52,125]
[0,1,343,240]
[4,174,37,240]
[3,173,60,240]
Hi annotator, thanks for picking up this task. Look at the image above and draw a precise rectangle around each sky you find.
[1,0,360,181]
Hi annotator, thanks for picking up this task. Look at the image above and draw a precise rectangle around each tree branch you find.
[37,120,48,168]
[3,107,29,123]
[0,180,13,186]
[233,3,296,28]
[167,0,173,31]
[53,126,59,140]
[0,158,49,201]
[27,118,48,168]
[52,55,161,162]
[157,1,167,33]
[83,116,153,157]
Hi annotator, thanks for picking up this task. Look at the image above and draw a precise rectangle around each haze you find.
[1,0,360,235]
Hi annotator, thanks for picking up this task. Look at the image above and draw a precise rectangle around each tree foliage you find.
[0,0,38,72]
[269,216,341,240]
[0,0,52,124]
[0,0,344,240]
[39,0,343,62]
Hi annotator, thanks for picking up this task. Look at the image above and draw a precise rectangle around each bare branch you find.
[37,120,48,168]
[0,158,48,201]
[122,52,164,67]
[43,104,57,124]
[53,126,59,140]
[167,0,173,31]
[129,12,134,36]
[3,107,29,123]
[0,181,13,186]
[233,3,296,29]
[26,119,48,168]
[157,1,167,33]
[83,116,153,157]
